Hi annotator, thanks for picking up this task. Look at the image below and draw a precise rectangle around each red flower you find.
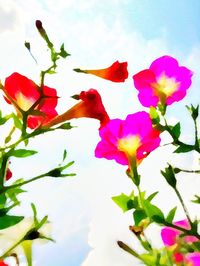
[44,89,110,128]
[0,261,9,266]
[74,61,128,82]
[4,73,58,129]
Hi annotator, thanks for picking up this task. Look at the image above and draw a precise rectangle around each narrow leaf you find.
[0,215,24,229]
[10,149,38,158]
[174,144,194,153]
[166,207,177,223]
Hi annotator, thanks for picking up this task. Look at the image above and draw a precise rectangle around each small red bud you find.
[35,20,43,30]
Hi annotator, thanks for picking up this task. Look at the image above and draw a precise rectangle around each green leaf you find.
[6,187,26,204]
[9,149,38,158]
[0,115,11,126]
[174,144,194,153]
[112,193,137,212]
[171,122,181,139]
[143,200,165,223]
[0,215,24,229]
[12,113,22,130]
[166,207,177,223]
[147,191,159,202]
[140,253,157,266]
[133,209,147,226]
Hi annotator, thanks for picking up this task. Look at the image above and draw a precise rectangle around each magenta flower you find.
[161,219,198,246]
[161,220,199,265]
[185,252,200,266]
[133,56,193,107]
[95,111,161,167]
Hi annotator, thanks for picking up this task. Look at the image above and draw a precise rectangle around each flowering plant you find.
[0,21,199,266]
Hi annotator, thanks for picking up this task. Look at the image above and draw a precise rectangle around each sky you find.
[0,0,200,265]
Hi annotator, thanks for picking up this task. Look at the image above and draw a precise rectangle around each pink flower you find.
[161,219,198,246]
[95,111,161,166]
[133,56,193,107]
[4,72,58,129]
[185,252,200,266]
[161,220,199,265]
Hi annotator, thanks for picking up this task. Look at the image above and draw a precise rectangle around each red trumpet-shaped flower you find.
[4,72,58,129]
[44,89,110,128]
[74,61,128,82]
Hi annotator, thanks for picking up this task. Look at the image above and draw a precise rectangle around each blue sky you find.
[0,1,200,265]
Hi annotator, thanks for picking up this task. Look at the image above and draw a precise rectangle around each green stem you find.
[194,119,200,152]
[0,238,23,259]
[174,187,193,227]
[4,172,48,192]
[0,127,54,152]
[178,169,200,174]
[0,153,9,188]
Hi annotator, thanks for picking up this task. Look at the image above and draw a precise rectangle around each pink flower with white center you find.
[95,111,161,167]
[133,56,193,107]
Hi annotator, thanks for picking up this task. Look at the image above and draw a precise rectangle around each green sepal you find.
[186,104,199,120]
[59,43,70,58]
[149,106,160,124]
[57,122,74,130]
[161,164,177,187]
[191,195,200,204]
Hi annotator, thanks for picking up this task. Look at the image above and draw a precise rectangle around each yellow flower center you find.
[16,92,35,111]
[152,74,180,98]
[118,135,141,158]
